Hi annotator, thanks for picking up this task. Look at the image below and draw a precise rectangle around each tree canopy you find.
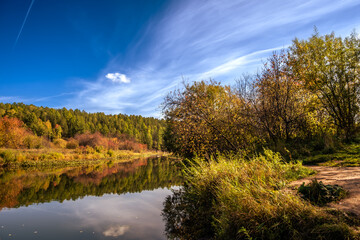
[162,31,360,158]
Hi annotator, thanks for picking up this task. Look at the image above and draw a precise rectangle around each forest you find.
[0,102,166,152]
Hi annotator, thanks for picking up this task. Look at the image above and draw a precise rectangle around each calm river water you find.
[0,157,182,240]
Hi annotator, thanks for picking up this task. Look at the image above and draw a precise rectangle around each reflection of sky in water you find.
[0,188,176,240]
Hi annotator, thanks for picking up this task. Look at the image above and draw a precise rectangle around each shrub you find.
[107,138,119,150]
[66,139,79,149]
[53,138,67,148]
[94,145,104,153]
[118,140,147,152]
[298,179,348,206]
[0,150,16,165]
[23,135,43,149]
[75,132,108,148]
[85,146,95,154]
[48,152,65,160]
[75,145,86,154]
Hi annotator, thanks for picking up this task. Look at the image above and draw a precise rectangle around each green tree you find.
[290,31,360,140]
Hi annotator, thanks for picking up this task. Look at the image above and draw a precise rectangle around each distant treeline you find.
[0,102,165,150]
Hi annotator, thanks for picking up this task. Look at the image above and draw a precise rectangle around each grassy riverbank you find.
[163,150,360,240]
[0,148,168,169]
[302,143,360,167]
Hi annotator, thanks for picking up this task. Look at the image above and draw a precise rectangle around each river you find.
[0,156,182,240]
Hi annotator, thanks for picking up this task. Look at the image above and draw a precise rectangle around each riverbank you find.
[290,166,360,216]
[162,150,360,240]
[301,142,360,167]
[0,148,169,169]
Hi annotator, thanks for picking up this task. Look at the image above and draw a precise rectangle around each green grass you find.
[162,150,360,240]
[302,143,360,167]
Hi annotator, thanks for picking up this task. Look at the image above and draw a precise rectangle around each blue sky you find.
[1,0,360,117]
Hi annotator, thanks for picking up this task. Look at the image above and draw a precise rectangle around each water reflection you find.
[0,156,182,239]
[0,156,181,209]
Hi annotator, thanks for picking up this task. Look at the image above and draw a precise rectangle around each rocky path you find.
[290,166,360,215]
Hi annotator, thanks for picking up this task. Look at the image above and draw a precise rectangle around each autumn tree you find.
[0,117,29,148]
[290,31,360,140]
[53,124,62,139]
[162,80,256,157]
[249,51,312,147]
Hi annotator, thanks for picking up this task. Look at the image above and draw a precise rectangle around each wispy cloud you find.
[0,93,76,107]
[197,46,289,80]
[66,0,360,116]
[13,0,35,48]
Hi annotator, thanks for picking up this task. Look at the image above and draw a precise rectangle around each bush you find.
[66,139,79,149]
[118,140,147,152]
[298,179,348,206]
[23,135,43,149]
[94,145,104,153]
[85,146,95,154]
[162,150,358,240]
[53,138,67,148]
[75,132,108,148]
[107,138,119,150]
[0,150,16,165]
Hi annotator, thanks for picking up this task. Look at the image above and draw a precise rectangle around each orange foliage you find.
[118,140,147,152]
[75,132,108,148]
[74,132,147,152]
[0,117,30,148]
[107,138,119,150]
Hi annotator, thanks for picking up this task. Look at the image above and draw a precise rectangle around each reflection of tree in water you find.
[162,187,216,240]
[0,157,182,209]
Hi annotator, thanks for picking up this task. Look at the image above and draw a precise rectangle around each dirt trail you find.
[290,166,360,216]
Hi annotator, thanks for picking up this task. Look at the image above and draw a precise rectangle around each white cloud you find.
[103,225,130,237]
[105,72,131,83]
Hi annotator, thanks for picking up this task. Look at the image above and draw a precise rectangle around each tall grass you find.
[163,150,359,240]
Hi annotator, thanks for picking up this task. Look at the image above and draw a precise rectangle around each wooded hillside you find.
[0,103,165,150]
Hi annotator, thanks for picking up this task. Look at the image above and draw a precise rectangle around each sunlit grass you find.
[302,143,360,167]
[163,150,360,240]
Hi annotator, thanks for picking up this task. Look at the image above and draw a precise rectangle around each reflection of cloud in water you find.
[70,188,175,239]
[103,225,130,237]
